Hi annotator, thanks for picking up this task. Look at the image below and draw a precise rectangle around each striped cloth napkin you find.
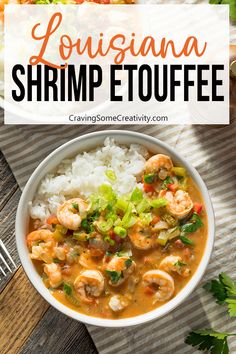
[1,1,236,349]
[1,111,236,353]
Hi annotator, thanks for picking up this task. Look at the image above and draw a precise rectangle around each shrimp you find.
[142,270,175,302]
[57,198,88,230]
[128,221,154,250]
[26,229,54,249]
[159,189,193,219]
[44,263,62,288]
[79,250,100,269]
[74,270,104,303]
[146,154,173,180]
[105,255,136,286]
[109,294,129,312]
[159,255,191,278]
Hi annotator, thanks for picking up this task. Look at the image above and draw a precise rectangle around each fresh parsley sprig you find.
[185,273,236,353]
[203,272,236,316]
[185,330,236,354]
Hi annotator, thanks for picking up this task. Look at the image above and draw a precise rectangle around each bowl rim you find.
[15,129,215,327]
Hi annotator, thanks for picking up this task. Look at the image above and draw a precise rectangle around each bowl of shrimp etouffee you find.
[16,130,215,327]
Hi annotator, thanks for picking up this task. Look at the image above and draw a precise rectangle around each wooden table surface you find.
[0,151,98,354]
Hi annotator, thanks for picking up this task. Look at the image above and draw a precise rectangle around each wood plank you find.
[0,150,21,290]
[20,307,98,354]
[0,150,98,354]
[0,267,49,354]
[0,187,21,266]
[0,151,18,212]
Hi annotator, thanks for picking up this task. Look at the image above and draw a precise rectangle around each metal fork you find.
[0,240,17,278]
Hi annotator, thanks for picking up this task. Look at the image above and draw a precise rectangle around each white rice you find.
[29,138,148,222]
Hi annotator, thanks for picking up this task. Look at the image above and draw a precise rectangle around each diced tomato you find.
[175,239,185,249]
[183,247,191,260]
[46,215,59,225]
[75,0,85,3]
[90,248,104,258]
[143,183,155,193]
[144,286,155,295]
[151,215,161,225]
[193,202,203,215]
[109,230,115,239]
[167,183,177,192]
[108,231,122,243]
[100,0,110,3]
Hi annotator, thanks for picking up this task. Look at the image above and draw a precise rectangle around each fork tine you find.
[0,265,7,277]
[0,240,17,268]
[0,253,12,273]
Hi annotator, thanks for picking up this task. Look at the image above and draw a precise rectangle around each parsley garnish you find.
[72,202,79,211]
[179,235,194,246]
[125,259,133,268]
[186,273,236,352]
[161,176,174,190]
[204,273,236,316]
[174,260,187,267]
[181,212,203,234]
[63,282,72,296]
[105,270,122,284]
[185,329,236,354]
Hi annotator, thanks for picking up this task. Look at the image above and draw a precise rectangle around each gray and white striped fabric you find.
[1,0,236,350]
[1,110,236,353]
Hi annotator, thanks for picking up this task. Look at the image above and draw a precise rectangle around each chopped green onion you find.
[114,226,127,238]
[150,198,168,208]
[144,173,156,184]
[116,250,132,257]
[130,187,143,203]
[140,213,153,226]
[179,235,194,246]
[105,169,117,182]
[104,235,115,246]
[114,217,122,226]
[121,203,137,229]
[136,198,150,214]
[96,219,113,233]
[171,167,186,177]
[122,215,137,229]
[99,184,116,202]
[105,211,118,222]
[53,258,63,263]
[116,198,129,213]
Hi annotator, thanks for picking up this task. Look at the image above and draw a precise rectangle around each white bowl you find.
[15,130,215,327]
